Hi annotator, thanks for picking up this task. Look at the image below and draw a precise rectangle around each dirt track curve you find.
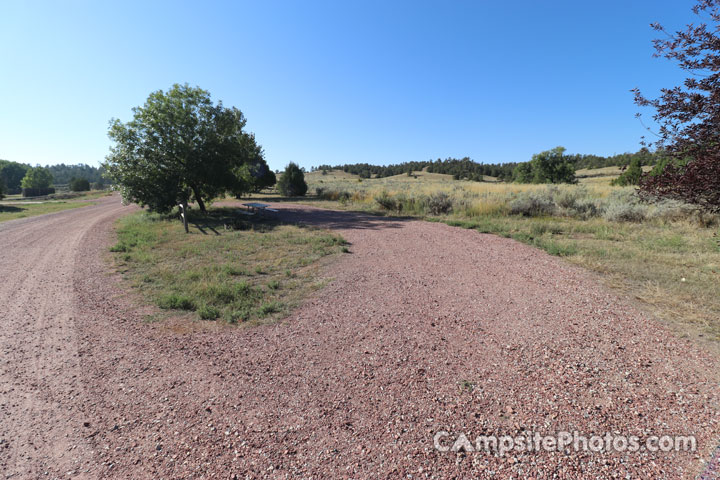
[1,195,719,479]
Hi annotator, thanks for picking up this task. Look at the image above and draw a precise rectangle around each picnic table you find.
[240,202,278,217]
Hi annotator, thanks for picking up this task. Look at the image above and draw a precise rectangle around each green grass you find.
[0,190,110,223]
[0,201,92,222]
[111,207,346,325]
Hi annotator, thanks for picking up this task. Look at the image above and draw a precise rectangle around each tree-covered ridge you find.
[314,148,662,182]
[0,159,30,192]
[313,158,519,181]
[47,163,105,184]
[1,159,106,192]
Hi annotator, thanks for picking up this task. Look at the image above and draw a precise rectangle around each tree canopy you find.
[249,162,277,192]
[635,0,720,211]
[512,147,576,184]
[105,83,274,213]
[0,160,30,192]
[21,166,53,189]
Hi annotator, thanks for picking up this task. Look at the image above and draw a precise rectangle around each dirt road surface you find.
[1,196,719,479]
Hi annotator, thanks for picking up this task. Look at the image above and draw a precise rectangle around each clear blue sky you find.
[0,0,696,171]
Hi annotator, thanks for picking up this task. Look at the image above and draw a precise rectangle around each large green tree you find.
[512,147,576,184]
[105,83,273,213]
[21,166,53,189]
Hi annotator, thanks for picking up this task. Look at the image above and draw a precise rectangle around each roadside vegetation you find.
[0,190,110,223]
[111,207,346,324]
[0,200,93,223]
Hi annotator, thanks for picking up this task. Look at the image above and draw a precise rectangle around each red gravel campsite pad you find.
[1,198,718,478]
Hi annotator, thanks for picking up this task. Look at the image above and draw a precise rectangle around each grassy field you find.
[111,207,347,324]
[304,168,617,216]
[0,190,111,223]
[264,168,720,352]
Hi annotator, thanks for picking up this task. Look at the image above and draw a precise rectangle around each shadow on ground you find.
[200,199,410,233]
[273,205,410,231]
[186,207,283,236]
[0,206,25,213]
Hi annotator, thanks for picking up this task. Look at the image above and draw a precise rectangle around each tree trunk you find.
[180,200,189,233]
[192,186,206,213]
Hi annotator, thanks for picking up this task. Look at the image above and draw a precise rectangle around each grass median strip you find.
[0,201,93,223]
[111,207,347,324]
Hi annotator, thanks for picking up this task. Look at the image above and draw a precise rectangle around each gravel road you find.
[1,196,719,479]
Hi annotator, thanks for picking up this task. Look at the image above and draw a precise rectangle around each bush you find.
[545,186,601,219]
[509,191,556,217]
[650,199,696,223]
[69,177,90,192]
[375,191,398,211]
[553,186,579,210]
[21,187,55,197]
[603,202,647,222]
[568,198,601,219]
[425,192,453,215]
[277,162,308,196]
[92,181,105,190]
[603,190,647,222]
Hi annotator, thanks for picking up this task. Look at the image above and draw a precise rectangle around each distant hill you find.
[313,148,661,183]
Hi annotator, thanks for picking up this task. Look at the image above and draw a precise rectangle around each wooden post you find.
[179,201,189,233]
